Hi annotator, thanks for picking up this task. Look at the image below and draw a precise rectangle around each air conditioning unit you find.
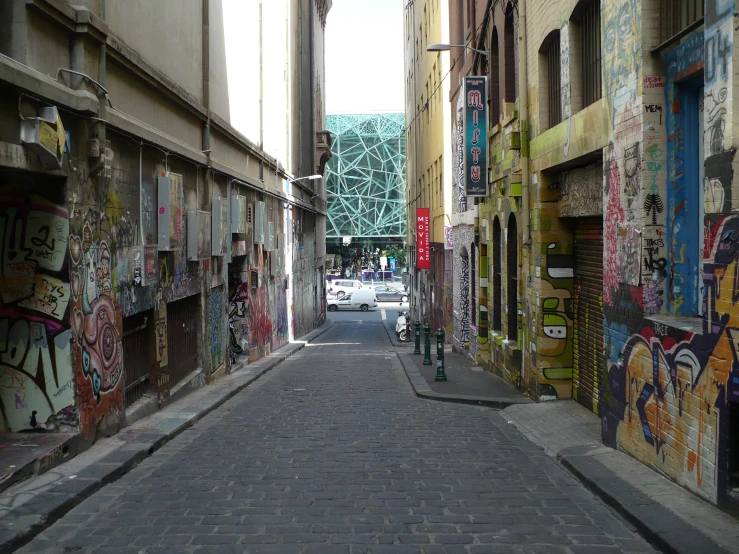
[20,106,65,170]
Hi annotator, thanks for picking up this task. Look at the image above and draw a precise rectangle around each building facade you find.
[325,113,406,254]
[0,0,331,447]
[446,0,739,508]
[404,0,454,337]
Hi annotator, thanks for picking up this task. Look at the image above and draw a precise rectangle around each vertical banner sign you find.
[416,208,430,270]
[463,76,488,197]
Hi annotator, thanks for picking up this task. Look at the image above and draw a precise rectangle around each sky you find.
[325,0,405,115]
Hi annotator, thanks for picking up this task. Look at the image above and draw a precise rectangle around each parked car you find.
[373,285,409,303]
[327,279,365,298]
[327,290,378,312]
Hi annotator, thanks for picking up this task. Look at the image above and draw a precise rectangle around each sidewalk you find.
[394,336,739,554]
[0,322,333,553]
[397,346,533,408]
[504,401,739,554]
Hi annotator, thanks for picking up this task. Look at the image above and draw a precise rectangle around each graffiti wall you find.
[0,193,76,432]
[598,0,739,505]
[207,286,225,372]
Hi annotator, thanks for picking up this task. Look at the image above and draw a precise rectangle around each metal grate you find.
[660,0,703,44]
[167,294,200,387]
[547,34,562,129]
[122,311,153,409]
[581,0,602,106]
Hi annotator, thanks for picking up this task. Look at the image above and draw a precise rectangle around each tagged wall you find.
[0,191,75,432]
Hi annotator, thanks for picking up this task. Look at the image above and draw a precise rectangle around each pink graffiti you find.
[604,155,625,305]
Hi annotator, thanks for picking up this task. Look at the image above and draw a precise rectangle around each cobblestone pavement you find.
[18,322,658,554]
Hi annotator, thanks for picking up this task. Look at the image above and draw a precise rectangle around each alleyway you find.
[18,323,657,554]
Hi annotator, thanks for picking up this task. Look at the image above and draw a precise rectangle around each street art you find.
[459,254,470,344]
[0,196,76,433]
[604,145,626,305]
[207,287,224,371]
[454,94,467,213]
[558,163,602,218]
[69,219,123,435]
[617,223,641,286]
[228,273,249,353]
[604,215,739,503]
[560,22,571,120]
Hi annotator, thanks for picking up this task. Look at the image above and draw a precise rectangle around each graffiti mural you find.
[604,215,739,502]
[69,219,123,435]
[207,286,224,371]
[459,254,470,344]
[0,196,76,432]
[228,272,249,353]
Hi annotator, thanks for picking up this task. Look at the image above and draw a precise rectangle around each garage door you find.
[573,218,604,414]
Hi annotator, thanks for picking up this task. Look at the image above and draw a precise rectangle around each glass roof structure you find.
[326,114,406,238]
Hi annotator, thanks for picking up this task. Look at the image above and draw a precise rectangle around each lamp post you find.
[427,44,489,58]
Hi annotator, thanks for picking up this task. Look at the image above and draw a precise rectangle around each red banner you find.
[416,208,430,270]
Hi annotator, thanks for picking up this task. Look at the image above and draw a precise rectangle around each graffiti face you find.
[80,295,122,399]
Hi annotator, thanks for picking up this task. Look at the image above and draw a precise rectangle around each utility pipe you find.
[518,0,530,384]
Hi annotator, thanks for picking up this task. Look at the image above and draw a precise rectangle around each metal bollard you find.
[435,328,447,381]
[423,323,432,365]
[413,321,422,354]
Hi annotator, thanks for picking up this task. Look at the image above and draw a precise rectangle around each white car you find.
[327,290,378,312]
[327,279,365,298]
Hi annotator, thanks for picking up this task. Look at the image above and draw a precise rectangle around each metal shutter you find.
[573,218,604,414]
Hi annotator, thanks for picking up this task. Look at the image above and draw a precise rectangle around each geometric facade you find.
[326,114,406,238]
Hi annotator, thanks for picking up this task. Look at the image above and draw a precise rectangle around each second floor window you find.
[660,0,704,44]
[580,0,601,106]
[546,33,562,129]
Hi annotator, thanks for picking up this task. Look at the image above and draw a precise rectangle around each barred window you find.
[580,0,601,106]
[660,0,703,44]
[546,33,562,129]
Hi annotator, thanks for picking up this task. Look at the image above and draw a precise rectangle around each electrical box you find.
[231,194,247,234]
[187,210,211,260]
[158,172,184,251]
[267,221,275,251]
[211,196,228,256]
[20,106,65,170]
[253,201,265,245]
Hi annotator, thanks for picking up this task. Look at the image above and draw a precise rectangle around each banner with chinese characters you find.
[416,208,430,270]
[463,76,488,197]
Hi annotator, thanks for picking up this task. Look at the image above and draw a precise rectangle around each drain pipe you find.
[518,0,530,385]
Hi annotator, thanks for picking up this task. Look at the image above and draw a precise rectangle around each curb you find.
[0,322,334,553]
[558,450,734,554]
[396,352,532,409]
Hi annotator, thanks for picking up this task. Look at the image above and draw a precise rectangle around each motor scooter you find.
[395,309,410,341]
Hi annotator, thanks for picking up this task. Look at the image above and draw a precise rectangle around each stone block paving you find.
[17,322,658,554]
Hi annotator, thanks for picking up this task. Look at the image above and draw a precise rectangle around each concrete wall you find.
[405,0,453,331]
[0,0,329,443]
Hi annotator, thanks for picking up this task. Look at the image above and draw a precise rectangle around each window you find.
[543,31,562,129]
[489,27,501,125]
[660,0,704,44]
[580,0,602,106]
[493,217,502,331]
[504,7,516,102]
[507,215,518,342]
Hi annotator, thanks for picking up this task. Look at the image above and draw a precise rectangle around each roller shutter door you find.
[573,218,604,414]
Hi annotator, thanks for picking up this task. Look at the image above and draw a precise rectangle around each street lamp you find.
[289,174,323,184]
[427,43,489,58]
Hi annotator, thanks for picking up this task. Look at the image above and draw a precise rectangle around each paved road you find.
[18,322,657,554]
[328,301,408,329]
